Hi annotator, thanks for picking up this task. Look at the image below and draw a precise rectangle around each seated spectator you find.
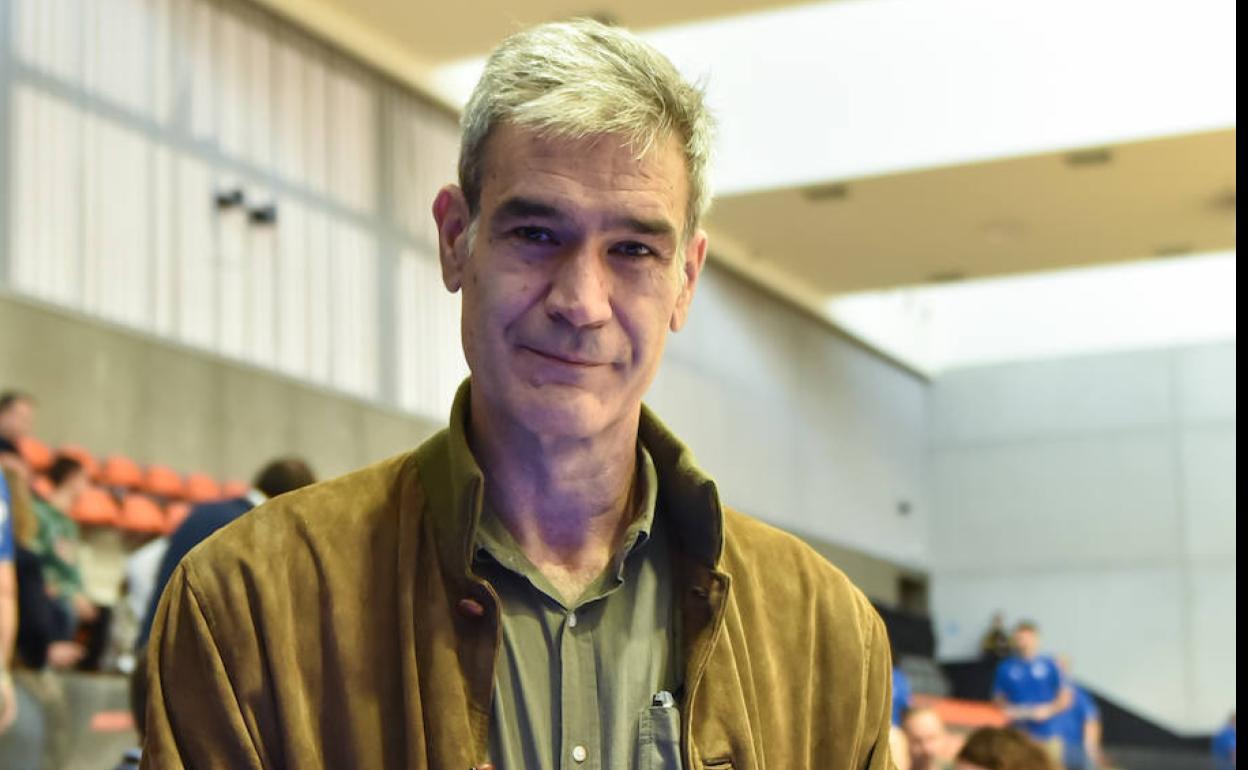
[137,456,316,647]
[992,621,1071,754]
[955,727,1058,770]
[1052,657,1103,770]
[893,662,914,726]
[5,466,83,770]
[0,392,35,459]
[1,469,18,737]
[904,707,960,770]
[1212,712,1236,770]
[30,456,98,633]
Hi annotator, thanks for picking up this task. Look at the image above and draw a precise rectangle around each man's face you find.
[62,468,90,505]
[434,124,707,438]
[0,399,34,440]
[904,711,952,769]
[1014,628,1039,658]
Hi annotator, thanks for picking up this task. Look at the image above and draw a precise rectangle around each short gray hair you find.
[459,19,714,239]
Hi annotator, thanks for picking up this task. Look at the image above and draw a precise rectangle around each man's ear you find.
[432,185,472,292]
[670,229,708,332]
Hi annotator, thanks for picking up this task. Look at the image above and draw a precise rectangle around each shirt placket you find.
[559,602,601,770]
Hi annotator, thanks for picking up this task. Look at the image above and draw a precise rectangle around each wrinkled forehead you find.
[479,124,690,228]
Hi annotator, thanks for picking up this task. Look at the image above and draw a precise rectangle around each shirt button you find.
[572,745,588,763]
[567,611,578,628]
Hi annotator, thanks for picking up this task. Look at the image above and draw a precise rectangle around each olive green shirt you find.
[473,446,683,770]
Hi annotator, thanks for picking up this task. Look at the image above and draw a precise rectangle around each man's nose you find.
[545,246,612,329]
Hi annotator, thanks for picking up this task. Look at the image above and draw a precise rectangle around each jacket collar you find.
[417,379,725,589]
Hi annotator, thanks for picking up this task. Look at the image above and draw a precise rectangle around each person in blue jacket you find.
[1212,712,1236,770]
[1052,658,1103,770]
[992,620,1072,750]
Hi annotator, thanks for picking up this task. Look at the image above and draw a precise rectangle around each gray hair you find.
[458,19,715,239]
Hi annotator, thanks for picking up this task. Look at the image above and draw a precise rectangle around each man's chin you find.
[513,388,609,437]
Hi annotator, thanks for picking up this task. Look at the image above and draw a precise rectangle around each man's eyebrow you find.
[607,214,678,241]
[491,197,567,223]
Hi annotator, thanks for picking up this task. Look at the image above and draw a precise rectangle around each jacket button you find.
[457,598,486,618]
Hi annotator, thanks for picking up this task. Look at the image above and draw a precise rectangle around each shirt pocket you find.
[637,703,684,770]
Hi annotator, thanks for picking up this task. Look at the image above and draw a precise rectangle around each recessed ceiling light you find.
[1065,147,1114,167]
[802,183,850,202]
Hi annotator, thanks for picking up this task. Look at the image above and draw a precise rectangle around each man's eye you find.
[613,241,657,258]
[512,226,556,244]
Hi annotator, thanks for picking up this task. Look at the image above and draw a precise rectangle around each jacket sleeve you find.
[139,562,268,770]
[860,610,895,770]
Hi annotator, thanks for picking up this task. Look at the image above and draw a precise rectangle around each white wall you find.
[929,343,1236,733]
[647,265,931,570]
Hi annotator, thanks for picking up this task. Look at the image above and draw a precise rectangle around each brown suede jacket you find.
[142,387,894,770]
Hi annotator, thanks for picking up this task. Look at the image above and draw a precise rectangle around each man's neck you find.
[469,395,642,603]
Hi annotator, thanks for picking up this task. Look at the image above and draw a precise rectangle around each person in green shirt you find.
[31,455,98,633]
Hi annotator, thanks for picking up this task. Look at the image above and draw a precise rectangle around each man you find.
[903,707,959,770]
[30,456,98,635]
[1212,712,1236,770]
[955,727,1058,770]
[992,622,1071,752]
[1052,657,1102,770]
[0,392,34,458]
[0,470,17,735]
[143,20,893,770]
[138,456,316,646]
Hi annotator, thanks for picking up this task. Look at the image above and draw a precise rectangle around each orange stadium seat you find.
[185,473,222,503]
[102,455,143,490]
[118,494,166,534]
[221,480,249,499]
[71,486,119,526]
[165,501,192,534]
[32,475,54,500]
[911,695,1009,730]
[59,444,100,480]
[17,435,53,472]
[143,464,185,500]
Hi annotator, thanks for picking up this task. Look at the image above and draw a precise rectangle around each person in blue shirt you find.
[1,470,18,734]
[1212,712,1236,770]
[992,621,1072,748]
[893,664,914,727]
[1051,658,1103,770]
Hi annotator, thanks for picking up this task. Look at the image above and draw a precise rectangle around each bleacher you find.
[19,435,247,536]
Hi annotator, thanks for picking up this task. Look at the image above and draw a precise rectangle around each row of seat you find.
[18,435,246,503]
[65,487,193,534]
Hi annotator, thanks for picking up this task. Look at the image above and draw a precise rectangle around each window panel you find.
[176,156,215,348]
[275,200,309,377]
[305,210,332,384]
[327,67,376,213]
[273,38,305,184]
[303,54,328,194]
[245,16,273,170]
[329,222,378,397]
[188,0,216,142]
[217,10,247,158]
[153,145,176,335]
[216,178,248,359]
[246,193,277,365]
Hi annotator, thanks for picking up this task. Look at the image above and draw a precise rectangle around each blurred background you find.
[0,0,1234,768]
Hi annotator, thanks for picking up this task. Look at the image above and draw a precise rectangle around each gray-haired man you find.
[143,20,893,770]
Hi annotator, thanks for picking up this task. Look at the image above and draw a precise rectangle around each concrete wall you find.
[0,291,442,482]
[928,343,1236,733]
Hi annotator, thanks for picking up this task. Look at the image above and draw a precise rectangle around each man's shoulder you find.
[720,507,880,627]
[179,450,422,582]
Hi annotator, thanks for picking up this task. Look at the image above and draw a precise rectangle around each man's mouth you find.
[521,346,605,367]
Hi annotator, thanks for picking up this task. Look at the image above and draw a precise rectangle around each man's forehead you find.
[480,124,688,223]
